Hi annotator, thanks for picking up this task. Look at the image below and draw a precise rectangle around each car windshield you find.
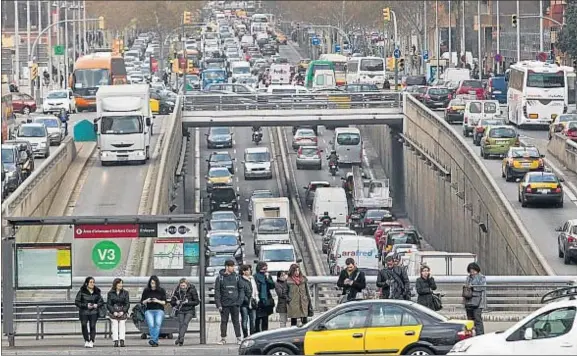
[297,130,315,137]
[74,68,110,88]
[429,88,450,95]
[567,122,577,130]
[559,114,577,123]
[211,153,231,162]
[209,168,230,178]
[511,148,540,158]
[18,126,45,137]
[212,211,237,220]
[211,127,230,135]
[336,132,361,145]
[233,67,250,75]
[34,118,59,128]
[1,148,15,163]
[246,151,270,162]
[484,102,498,113]
[462,80,483,88]
[100,116,142,134]
[204,71,225,79]
[252,191,273,199]
[212,188,236,200]
[186,75,200,82]
[389,231,419,244]
[489,127,516,138]
[261,248,295,262]
[209,234,238,246]
[257,218,288,234]
[47,91,68,99]
[211,220,238,231]
[528,174,558,183]
[415,87,427,94]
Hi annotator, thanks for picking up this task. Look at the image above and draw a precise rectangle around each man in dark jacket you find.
[336,258,366,302]
[214,260,243,345]
[377,255,410,300]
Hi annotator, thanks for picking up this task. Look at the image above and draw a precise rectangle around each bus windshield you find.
[74,69,110,88]
[527,71,564,88]
[360,59,384,72]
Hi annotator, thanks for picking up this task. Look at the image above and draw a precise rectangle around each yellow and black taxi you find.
[238,299,475,355]
[297,59,311,72]
[501,146,545,182]
[548,113,577,140]
[480,125,520,159]
[444,98,466,124]
[517,171,565,208]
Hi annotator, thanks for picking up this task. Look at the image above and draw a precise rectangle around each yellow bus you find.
[319,53,348,86]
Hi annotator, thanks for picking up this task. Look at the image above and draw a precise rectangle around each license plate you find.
[493,90,502,94]
[468,90,477,95]
[434,102,444,106]
[118,156,128,161]
[521,163,532,168]
[538,189,548,194]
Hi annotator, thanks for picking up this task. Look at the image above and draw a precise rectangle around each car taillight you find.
[297,147,302,155]
[568,236,576,243]
[554,186,562,193]
[457,328,474,341]
[514,138,520,146]
[526,185,532,193]
[365,218,373,224]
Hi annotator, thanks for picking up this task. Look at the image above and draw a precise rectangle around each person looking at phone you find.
[140,275,167,347]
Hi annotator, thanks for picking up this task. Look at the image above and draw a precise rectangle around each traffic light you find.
[511,15,517,28]
[183,11,192,25]
[383,7,391,22]
[398,58,405,72]
[98,16,105,30]
[30,63,38,81]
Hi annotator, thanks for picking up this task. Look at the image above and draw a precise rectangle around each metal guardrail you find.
[182,92,402,111]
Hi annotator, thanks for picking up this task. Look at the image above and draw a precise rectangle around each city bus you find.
[304,60,335,88]
[506,60,575,127]
[1,83,15,142]
[319,53,348,86]
[70,52,128,111]
[345,56,387,89]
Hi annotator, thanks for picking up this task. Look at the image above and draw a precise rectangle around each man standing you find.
[336,258,366,303]
[377,255,410,300]
[214,260,244,345]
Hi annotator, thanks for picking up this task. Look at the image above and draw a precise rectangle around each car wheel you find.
[404,346,434,355]
[564,252,571,265]
[559,245,564,258]
[521,194,528,207]
[266,347,295,355]
[22,106,31,115]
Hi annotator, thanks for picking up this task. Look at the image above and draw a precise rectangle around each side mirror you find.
[555,226,563,232]
[250,224,255,232]
[559,177,565,182]
[515,178,521,183]
[314,324,327,332]
[206,159,210,162]
[240,242,245,246]
[523,328,533,340]
[93,123,98,133]
[290,223,295,230]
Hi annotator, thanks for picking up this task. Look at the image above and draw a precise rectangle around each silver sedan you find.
[296,146,322,170]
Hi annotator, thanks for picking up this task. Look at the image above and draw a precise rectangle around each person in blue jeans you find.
[141,275,166,347]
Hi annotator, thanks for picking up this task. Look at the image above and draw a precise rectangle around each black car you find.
[205,231,244,264]
[422,87,452,109]
[261,44,276,56]
[556,219,577,265]
[361,209,394,235]
[1,144,24,194]
[209,186,240,212]
[207,151,235,173]
[206,126,233,149]
[238,299,475,355]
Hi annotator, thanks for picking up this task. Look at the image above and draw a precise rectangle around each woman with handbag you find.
[238,265,258,338]
[337,258,367,303]
[106,278,130,347]
[462,262,487,335]
[286,264,313,326]
[416,266,439,310]
[74,276,104,348]
[170,278,200,346]
[253,261,276,332]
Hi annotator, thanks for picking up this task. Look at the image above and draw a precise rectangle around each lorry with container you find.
[251,197,292,254]
[94,84,153,165]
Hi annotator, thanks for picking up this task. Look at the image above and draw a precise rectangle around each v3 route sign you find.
[91,240,121,270]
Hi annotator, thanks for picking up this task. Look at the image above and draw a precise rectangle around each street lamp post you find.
[83,0,87,54]
[64,2,69,88]
[47,0,52,86]
[15,0,20,82]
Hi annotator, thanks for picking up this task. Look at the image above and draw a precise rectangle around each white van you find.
[333,127,362,165]
[311,187,348,233]
[231,61,251,82]
[331,236,378,275]
[462,100,501,137]
[313,69,336,89]
[240,35,254,49]
[270,63,291,85]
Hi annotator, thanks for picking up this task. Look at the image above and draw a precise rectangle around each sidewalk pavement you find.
[2,320,516,355]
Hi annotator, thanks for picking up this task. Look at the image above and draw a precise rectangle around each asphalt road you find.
[199,126,280,270]
[63,114,168,277]
[436,108,577,275]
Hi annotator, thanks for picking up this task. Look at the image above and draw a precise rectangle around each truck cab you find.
[250,197,293,254]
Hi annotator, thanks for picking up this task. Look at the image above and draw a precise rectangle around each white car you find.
[42,89,76,114]
[15,123,50,158]
[449,286,577,355]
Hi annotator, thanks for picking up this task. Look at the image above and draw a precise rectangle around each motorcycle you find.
[328,159,338,176]
[252,130,263,145]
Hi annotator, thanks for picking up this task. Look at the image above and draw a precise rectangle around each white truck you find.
[347,166,392,210]
[402,251,477,277]
[94,84,153,165]
[251,197,292,254]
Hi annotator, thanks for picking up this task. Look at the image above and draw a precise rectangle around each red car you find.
[11,93,37,114]
[374,221,404,248]
[563,122,577,142]
[455,79,485,100]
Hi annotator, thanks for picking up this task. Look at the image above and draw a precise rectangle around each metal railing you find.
[182,92,402,111]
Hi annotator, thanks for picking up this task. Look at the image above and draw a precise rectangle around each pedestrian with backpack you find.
[214,259,244,345]
[380,255,411,300]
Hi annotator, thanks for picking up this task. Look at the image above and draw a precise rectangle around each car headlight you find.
[240,339,255,348]
[39,142,47,147]
[450,341,471,353]
[7,171,16,178]
[226,178,232,184]
[165,101,175,106]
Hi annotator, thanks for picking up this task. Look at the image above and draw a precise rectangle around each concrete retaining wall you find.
[1,138,77,242]
[548,134,577,173]
[362,95,552,276]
